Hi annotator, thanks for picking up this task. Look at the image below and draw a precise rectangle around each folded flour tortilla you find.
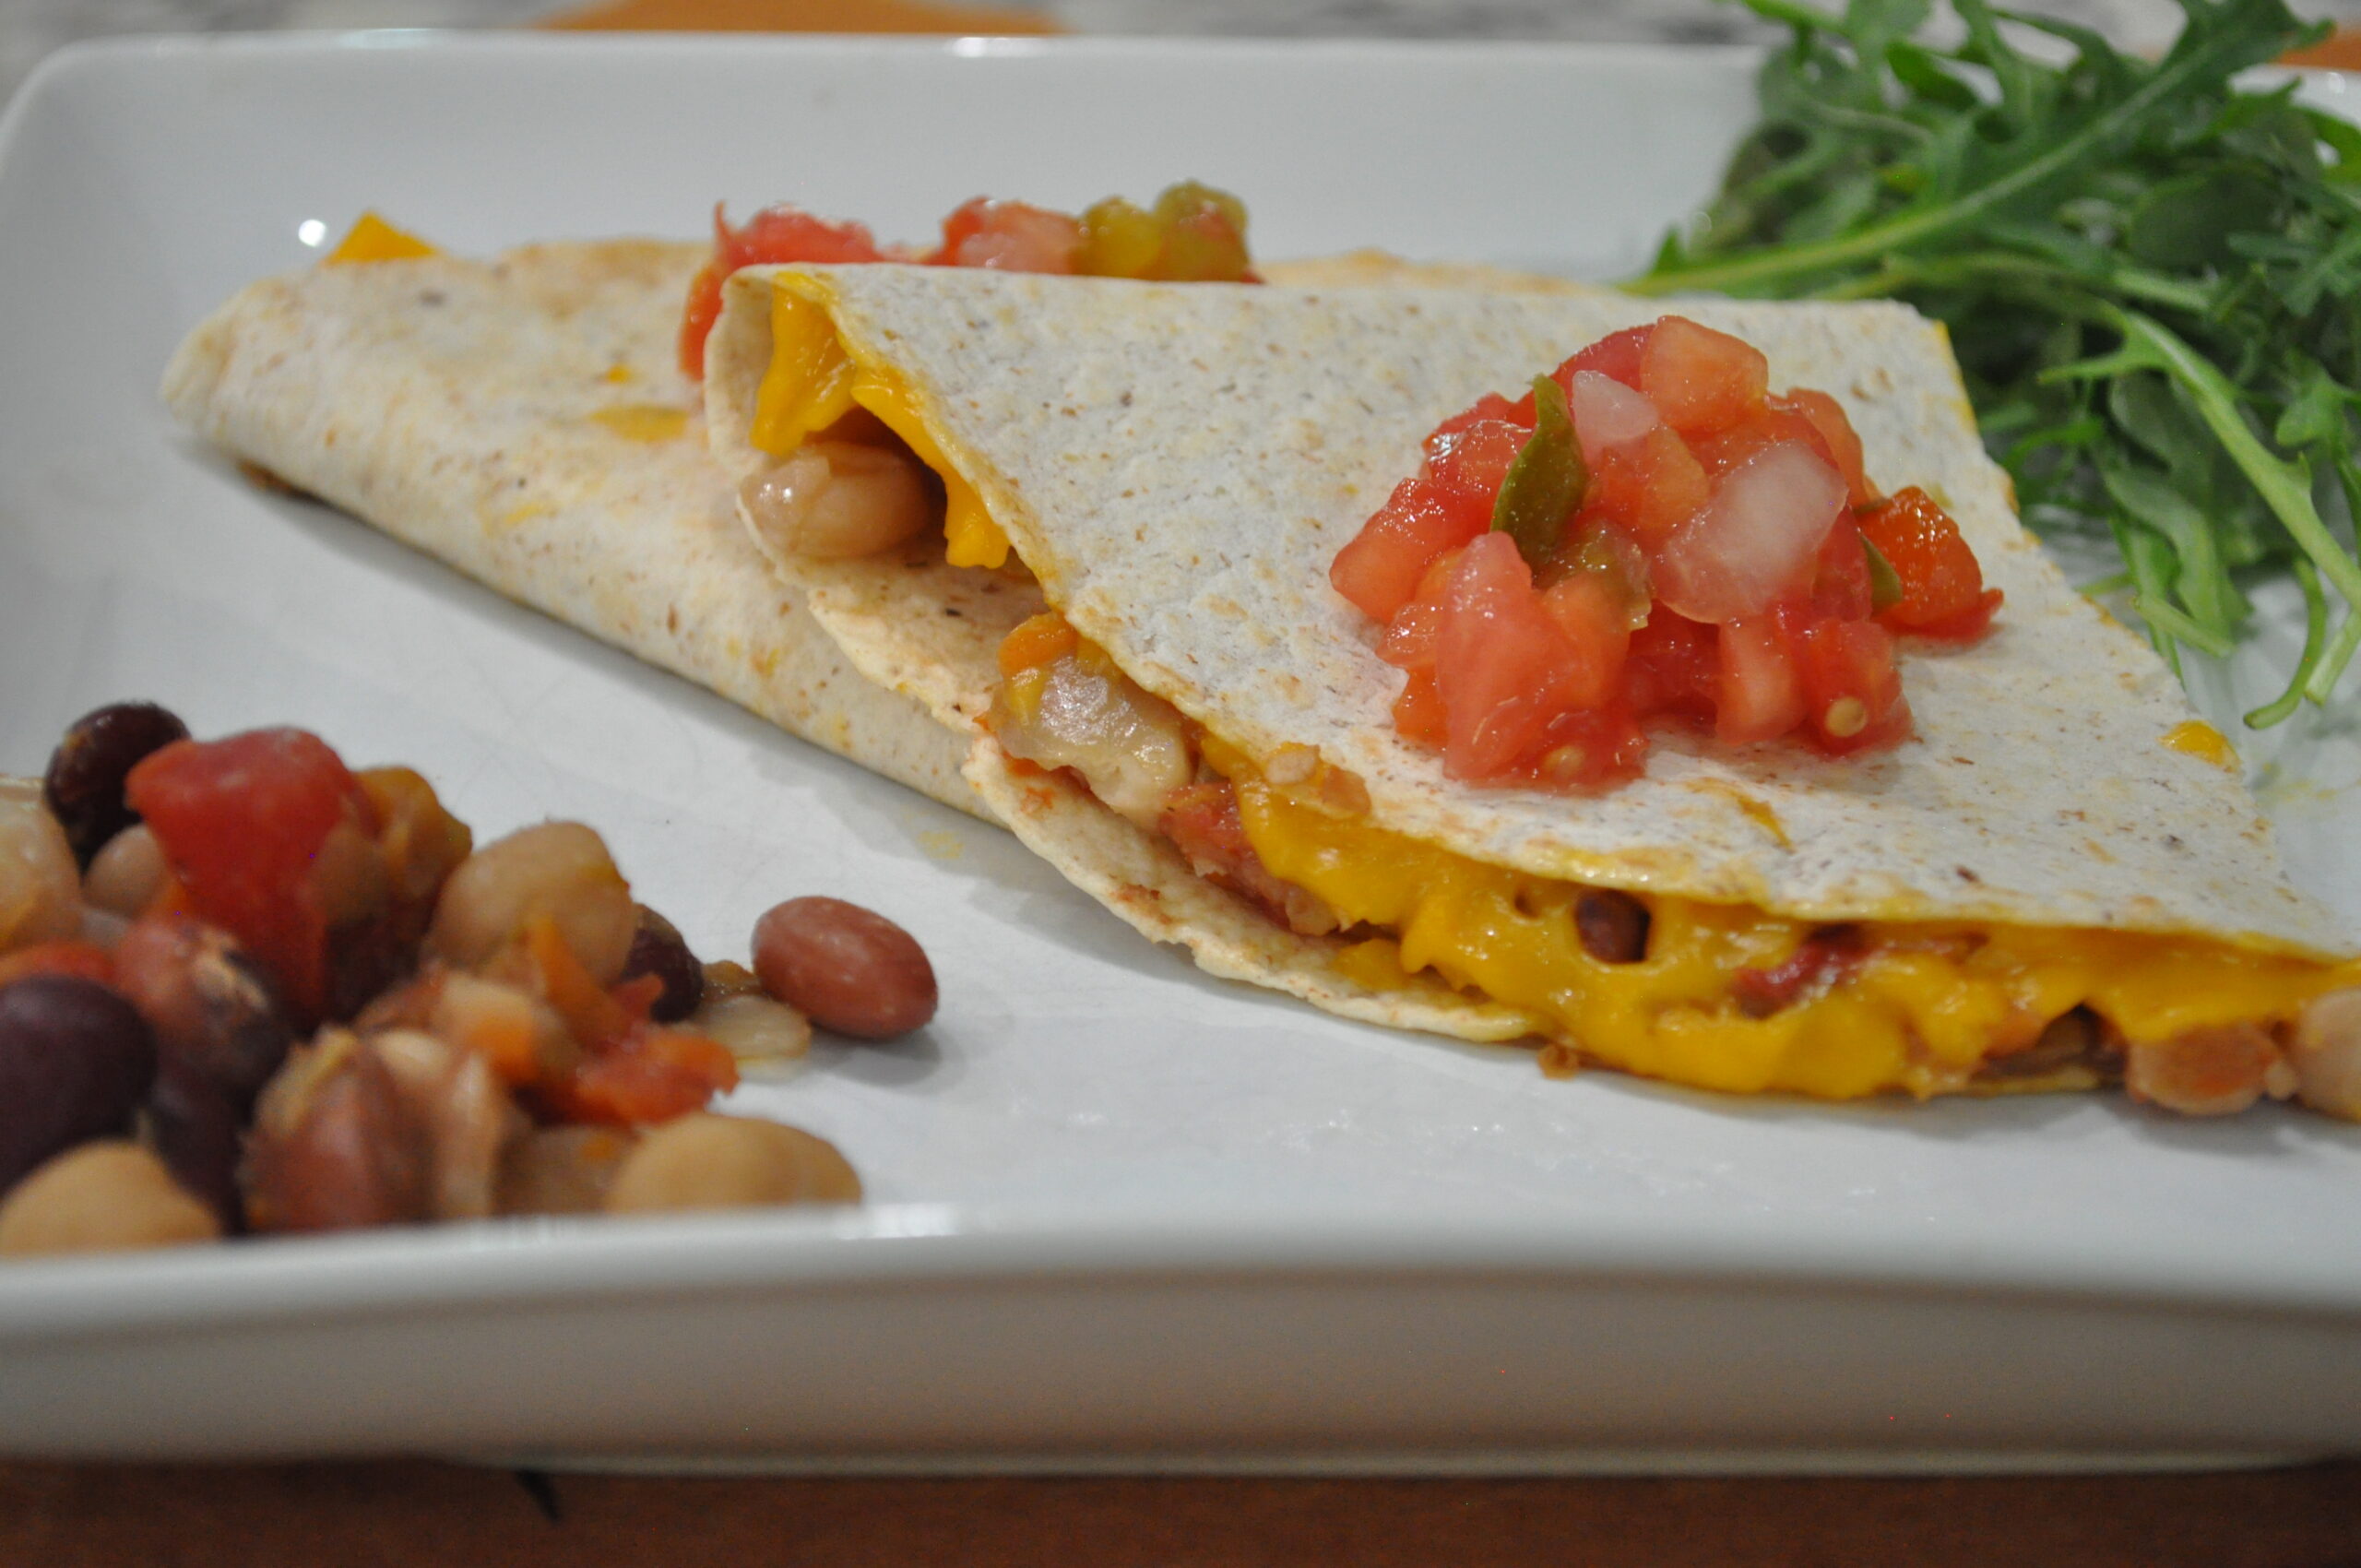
[161,242,1574,825]
[703,261,2359,1099]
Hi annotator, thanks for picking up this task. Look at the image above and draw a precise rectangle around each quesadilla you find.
[702,261,2361,1117]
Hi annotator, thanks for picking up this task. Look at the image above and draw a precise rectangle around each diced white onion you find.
[1654,442,1846,624]
[1568,370,1661,465]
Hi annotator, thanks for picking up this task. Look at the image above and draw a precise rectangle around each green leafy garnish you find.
[1492,374,1589,569]
[1861,532,1905,611]
[1633,0,2361,726]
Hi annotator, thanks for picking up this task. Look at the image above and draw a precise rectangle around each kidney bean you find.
[42,703,190,867]
[0,1141,220,1256]
[605,1113,860,1214]
[752,897,936,1040]
[145,1061,246,1231]
[0,975,157,1190]
[112,913,294,1109]
[622,905,703,1023]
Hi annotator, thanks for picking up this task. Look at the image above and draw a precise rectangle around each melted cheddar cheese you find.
[752,280,1013,569]
[1216,750,2356,1100]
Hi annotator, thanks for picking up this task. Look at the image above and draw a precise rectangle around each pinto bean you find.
[243,1029,429,1233]
[2123,1022,2296,1117]
[739,442,936,562]
[752,897,936,1040]
[0,1141,219,1256]
[605,1113,860,1214]
[111,913,293,1108]
[1574,890,1650,964]
[2291,989,2361,1122]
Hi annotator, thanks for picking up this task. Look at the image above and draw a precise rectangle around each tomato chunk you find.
[928,197,1083,272]
[1857,487,2003,637]
[1331,477,1486,622]
[126,728,374,1024]
[678,204,889,377]
[1331,317,1993,790]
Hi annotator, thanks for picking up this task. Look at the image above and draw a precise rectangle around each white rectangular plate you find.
[3,33,2360,1470]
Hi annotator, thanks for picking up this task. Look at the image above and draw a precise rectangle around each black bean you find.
[42,702,191,867]
[146,1062,245,1231]
[0,976,158,1190]
[622,905,704,1023]
[1574,890,1651,965]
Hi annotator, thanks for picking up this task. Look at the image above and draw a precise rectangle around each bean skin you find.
[752,897,936,1040]
[43,703,190,866]
[112,913,294,1109]
[0,975,157,1190]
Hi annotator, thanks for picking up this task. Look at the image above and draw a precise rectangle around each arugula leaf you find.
[1636,0,2361,726]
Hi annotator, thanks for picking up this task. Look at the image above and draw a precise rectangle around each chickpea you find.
[0,778,83,953]
[752,897,937,1040]
[605,1113,860,1214]
[739,441,935,562]
[427,822,636,985]
[243,1029,429,1233]
[0,1141,220,1256]
[499,1124,641,1217]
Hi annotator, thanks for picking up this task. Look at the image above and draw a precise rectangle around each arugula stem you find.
[2246,555,2327,727]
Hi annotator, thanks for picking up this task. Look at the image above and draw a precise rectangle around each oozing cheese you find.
[1223,757,2355,1099]
[752,281,1013,569]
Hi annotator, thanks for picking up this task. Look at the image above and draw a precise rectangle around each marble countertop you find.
[10,0,2361,111]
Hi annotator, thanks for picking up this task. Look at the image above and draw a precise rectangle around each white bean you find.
[605,1113,860,1214]
[0,1141,220,1257]
[0,778,82,954]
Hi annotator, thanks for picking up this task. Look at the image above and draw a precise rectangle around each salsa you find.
[1330,316,2000,789]
[679,181,1255,377]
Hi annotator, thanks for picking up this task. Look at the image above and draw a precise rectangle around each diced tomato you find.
[1436,533,1586,779]
[1623,611,1719,724]
[1797,617,1910,754]
[1536,573,1631,709]
[1715,612,1807,745]
[1427,417,1528,528]
[125,728,374,1025]
[1514,703,1649,790]
[541,1026,740,1127]
[678,204,890,378]
[927,197,1084,272]
[1331,476,1488,622]
[1392,668,1448,743]
[1639,315,1769,437]
[0,940,113,990]
[1809,517,1875,623]
[1556,324,1654,392]
[1578,424,1712,551]
[1376,552,1461,673]
[1856,487,2001,638]
[1158,779,1312,923]
[1688,402,1840,482]
[1733,928,1865,1016]
[1774,389,1875,506]
[1424,394,1532,462]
